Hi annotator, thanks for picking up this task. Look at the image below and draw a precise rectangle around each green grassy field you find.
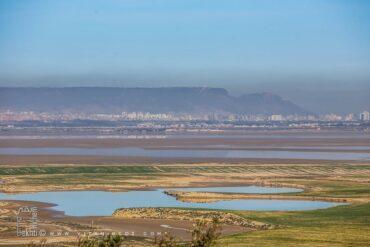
[219,203,370,246]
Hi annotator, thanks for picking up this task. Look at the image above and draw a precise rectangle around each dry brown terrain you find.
[163,190,355,203]
[0,133,369,246]
[1,162,369,193]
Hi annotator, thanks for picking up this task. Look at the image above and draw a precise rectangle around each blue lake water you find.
[0,186,343,216]
[0,147,369,160]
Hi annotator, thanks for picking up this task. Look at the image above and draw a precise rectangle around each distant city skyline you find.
[0,0,369,114]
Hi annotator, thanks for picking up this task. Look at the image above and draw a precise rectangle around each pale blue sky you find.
[0,0,369,113]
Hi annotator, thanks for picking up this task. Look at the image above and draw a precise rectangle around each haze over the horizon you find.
[0,0,369,114]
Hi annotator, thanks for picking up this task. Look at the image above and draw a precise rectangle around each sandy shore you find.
[0,199,248,245]
[163,190,355,203]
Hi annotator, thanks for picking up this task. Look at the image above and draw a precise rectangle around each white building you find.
[344,113,354,121]
[322,114,342,121]
[360,111,370,121]
[270,114,283,121]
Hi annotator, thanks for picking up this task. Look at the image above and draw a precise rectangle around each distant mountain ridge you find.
[0,87,309,115]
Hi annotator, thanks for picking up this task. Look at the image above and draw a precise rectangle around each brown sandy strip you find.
[164,190,361,203]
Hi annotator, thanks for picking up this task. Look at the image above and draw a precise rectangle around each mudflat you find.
[1,132,370,148]
[3,154,370,165]
[1,131,369,165]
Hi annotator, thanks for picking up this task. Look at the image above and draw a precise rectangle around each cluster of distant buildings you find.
[0,110,369,123]
[259,111,369,122]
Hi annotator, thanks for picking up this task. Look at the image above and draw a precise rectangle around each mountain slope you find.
[0,87,309,115]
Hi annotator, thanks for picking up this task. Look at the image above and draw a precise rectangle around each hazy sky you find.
[0,0,369,113]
